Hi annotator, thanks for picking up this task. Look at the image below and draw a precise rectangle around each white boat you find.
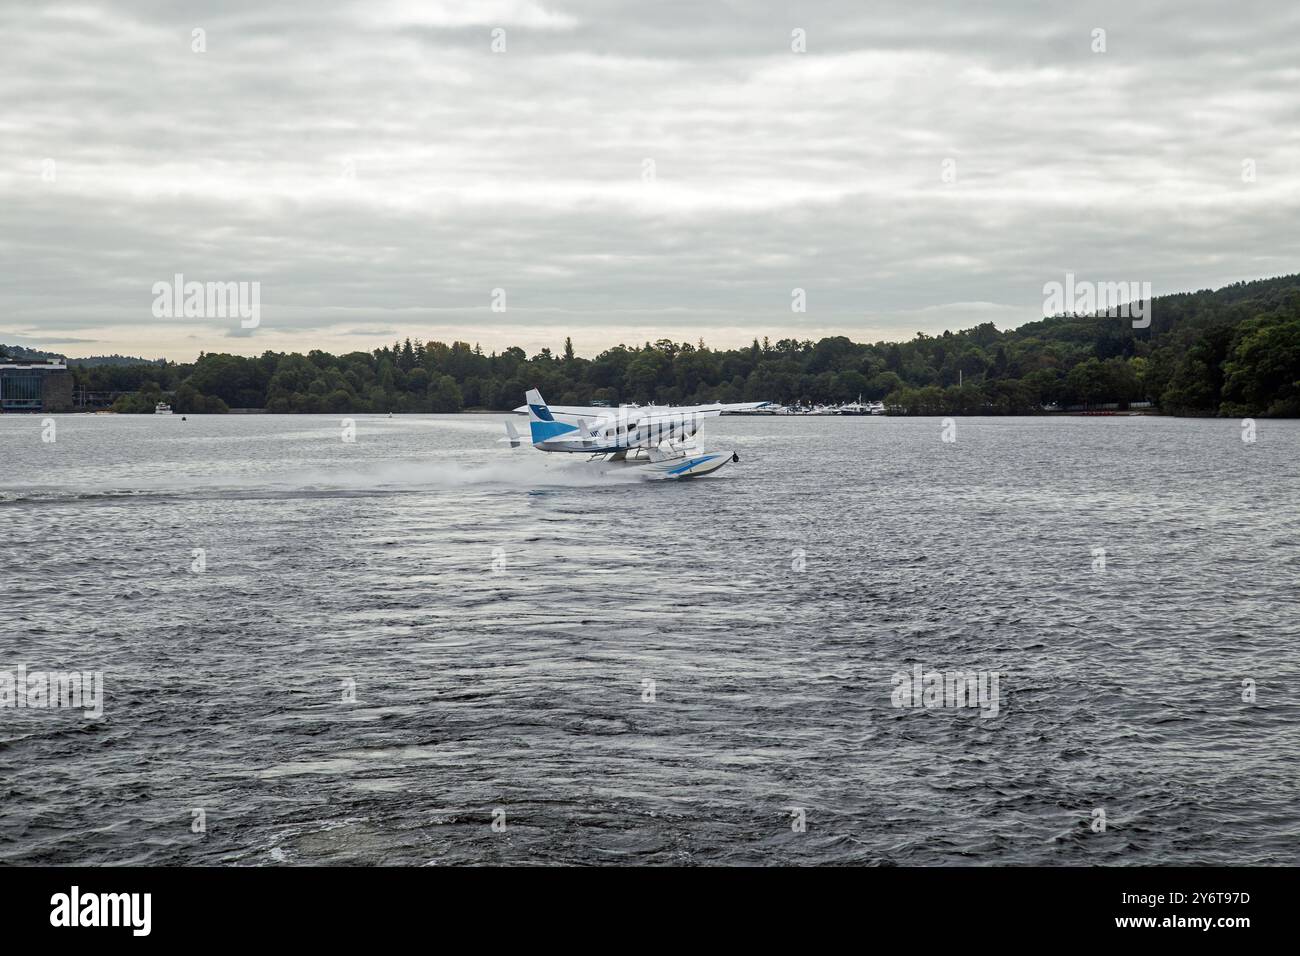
[834,395,888,416]
[155,402,173,415]
[837,396,870,415]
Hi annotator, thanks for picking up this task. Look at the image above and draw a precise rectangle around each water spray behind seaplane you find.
[501,389,768,479]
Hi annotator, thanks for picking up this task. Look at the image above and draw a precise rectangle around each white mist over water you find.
[281,455,650,493]
[0,414,652,501]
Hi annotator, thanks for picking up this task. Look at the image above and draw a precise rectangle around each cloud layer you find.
[3,0,1299,358]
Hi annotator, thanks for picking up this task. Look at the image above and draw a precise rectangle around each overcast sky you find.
[2,0,1298,360]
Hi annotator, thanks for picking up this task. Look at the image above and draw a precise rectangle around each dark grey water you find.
[1,413,1297,865]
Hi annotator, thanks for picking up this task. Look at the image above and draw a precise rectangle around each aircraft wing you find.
[511,401,770,418]
[512,403,611,418]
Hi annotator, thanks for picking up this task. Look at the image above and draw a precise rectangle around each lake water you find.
[1,413,1297,865]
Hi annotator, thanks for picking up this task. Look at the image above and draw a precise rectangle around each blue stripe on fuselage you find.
[530,420,577,442]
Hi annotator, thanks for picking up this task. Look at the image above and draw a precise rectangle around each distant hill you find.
[0,343,64,362]
[0,344,165,367]
[66,354,167,368]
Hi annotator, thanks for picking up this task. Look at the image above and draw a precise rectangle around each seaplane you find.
[501,389,769,479]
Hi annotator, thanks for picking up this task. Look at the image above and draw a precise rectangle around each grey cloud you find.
[2,1,1298,359]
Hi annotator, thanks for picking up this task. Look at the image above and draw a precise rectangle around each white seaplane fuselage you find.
[505,389,767,480]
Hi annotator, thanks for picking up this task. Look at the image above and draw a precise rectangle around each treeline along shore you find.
[8,273,1300,417]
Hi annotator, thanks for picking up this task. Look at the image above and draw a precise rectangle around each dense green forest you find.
[16,273,1300,416]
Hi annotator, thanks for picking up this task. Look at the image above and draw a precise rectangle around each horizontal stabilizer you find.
[498,418,524,447]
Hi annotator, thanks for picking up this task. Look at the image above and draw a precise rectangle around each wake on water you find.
[0,454,650,506]
[304,455,650,491]
[0,416,731,506]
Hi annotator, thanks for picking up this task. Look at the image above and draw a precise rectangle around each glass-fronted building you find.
[0,362,73,412]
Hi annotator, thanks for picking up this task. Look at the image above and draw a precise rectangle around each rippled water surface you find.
[2,413,1298,865]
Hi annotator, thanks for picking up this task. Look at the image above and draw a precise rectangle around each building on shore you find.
[0,360,74,412]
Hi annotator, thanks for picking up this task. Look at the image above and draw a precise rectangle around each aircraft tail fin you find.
[524,388,575,443]
[525,388,551,422]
